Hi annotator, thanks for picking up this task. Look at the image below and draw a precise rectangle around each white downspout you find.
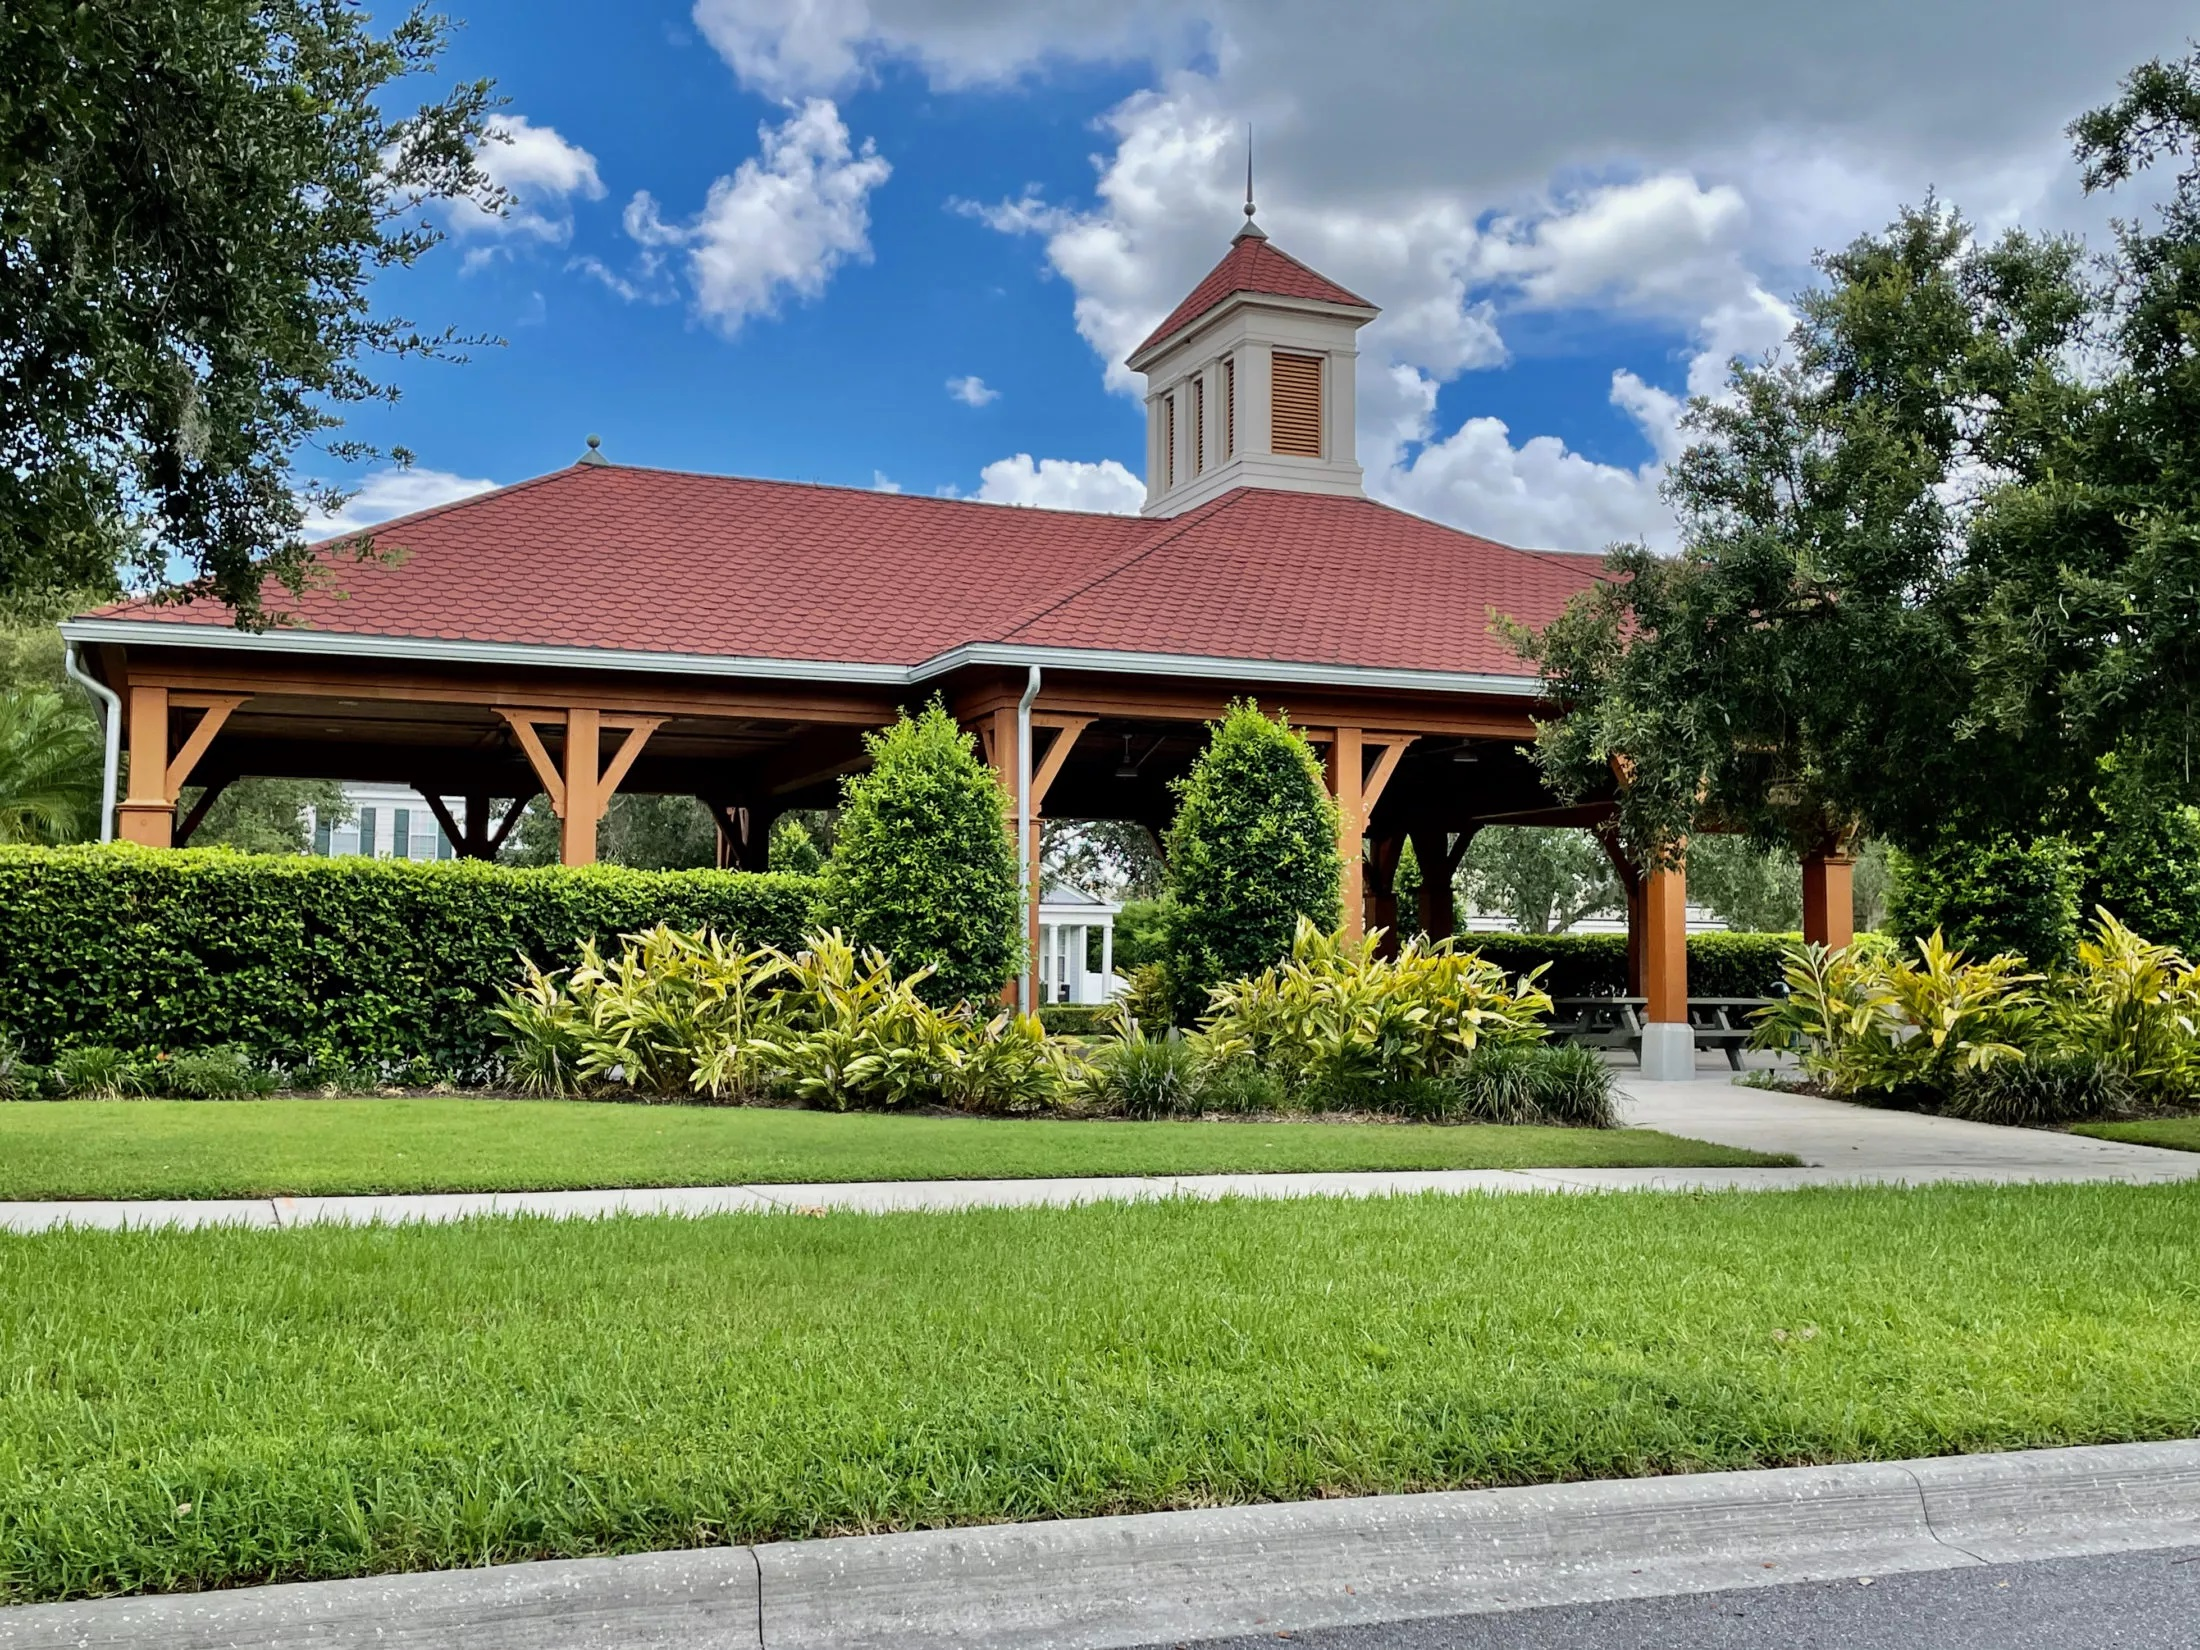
[63,641,122,843]
[1016,664,1041,1015]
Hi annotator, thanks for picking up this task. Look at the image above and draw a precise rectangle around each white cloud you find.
[974,454,1145,513]
[680,0,2185,547]
[688,0,1170,101]
[946,374,1000,406]
[302,467,498,540]
[871,469,904,492]
[622,99,890,335]
[453,116,605,255]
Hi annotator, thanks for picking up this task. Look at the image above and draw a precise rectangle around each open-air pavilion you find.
[59,214,1855,1077]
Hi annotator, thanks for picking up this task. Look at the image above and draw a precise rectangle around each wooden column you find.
[117,688,248,848]
[1802,848,1856,950]
[1319,730,1413,945]
[497,708,664,869]
[1409,826,1471,942]
[1638,847,1693,1080]
[1592,826,1647,996]
[117,686,173,846]
[1325,727,1365,940]
[1366,832,1404,950]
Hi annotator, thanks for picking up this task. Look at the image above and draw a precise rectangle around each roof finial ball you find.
[578,433,609,467]
[1235,123,1266,242]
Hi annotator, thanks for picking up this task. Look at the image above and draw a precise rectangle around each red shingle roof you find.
[92,463,1601,680]
[1134,233,1376,359]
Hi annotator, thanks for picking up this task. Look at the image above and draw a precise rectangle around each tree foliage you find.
[1685,836,1804,934]
[1162,702,1340,1014]
[0,691,101,844]
[0,0,498,616]
[818,700,1022,1006]
[181,779,350,854]
[1458,827,1619,934]
[1522,48,2200,873]
[1521,202,2089,863]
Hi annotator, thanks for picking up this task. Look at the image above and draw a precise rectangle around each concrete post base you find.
[1639,1021,1696,1081]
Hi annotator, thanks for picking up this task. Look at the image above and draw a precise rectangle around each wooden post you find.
[1409,825,1466,941]
[1639,847,1692,1080]
[117,686,173,846]
[1366,833,1404,951]
[1802,848,1856,950]
[117,689,247,847]
[560,707,600,865]
[1591,826,1646,995]
[495,708,662,870]
[1324,727,1365,941]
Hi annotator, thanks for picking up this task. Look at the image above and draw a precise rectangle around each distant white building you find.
[303,782,513,860]
[1036,882,1122,1005]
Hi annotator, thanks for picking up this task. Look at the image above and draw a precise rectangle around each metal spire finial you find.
[1234,124,1267,241]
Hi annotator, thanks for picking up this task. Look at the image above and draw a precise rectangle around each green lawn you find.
[0,1099,1787,1199]
[5,1183,2200,1602]
[2073,1117,2200,1152]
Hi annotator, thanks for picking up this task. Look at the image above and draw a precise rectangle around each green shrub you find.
[2086,762,2200,956]
[1193,1060,1288,1115]
[0,1032,38,1101]
[818,701,1021,1007]
[1198,921,1552,1094]
[161,1045,277,1100]
[1037,1005,1106,1036]
[2053,910,2200,1102]
[0,845,818,1076]
[1888,828,2084,967]
[499,927,1069,1115]
[1753,932,2040,1096]
[1456,931,1798,999]
[1084,1033,1201,1119]
[1110,899,1169,972]
[1945,1055,2133,1126]
[1163,702,1340,1019]
[50,1044,145,1100]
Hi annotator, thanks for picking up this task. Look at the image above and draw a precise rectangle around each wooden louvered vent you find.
[1270,352,1323,457]
[1222,357,1235,457]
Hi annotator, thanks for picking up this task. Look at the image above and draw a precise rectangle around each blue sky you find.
[312,0,2195,551]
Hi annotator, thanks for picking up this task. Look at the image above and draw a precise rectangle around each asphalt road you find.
[1151,1546,2200,1650]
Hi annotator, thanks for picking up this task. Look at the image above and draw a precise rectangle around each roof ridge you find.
[530,459,1165,526]
[994,490,1255,644]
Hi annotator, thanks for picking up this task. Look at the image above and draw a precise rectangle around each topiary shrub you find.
[818,700,1022,1007]
[1162,702,1340,1019]
[1887,827,2083,966]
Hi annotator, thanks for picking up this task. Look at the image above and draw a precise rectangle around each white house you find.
[1036,882,1122,1005]
[304,783,513,860]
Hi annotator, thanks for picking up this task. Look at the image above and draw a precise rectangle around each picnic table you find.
[1547,996,1774,1071]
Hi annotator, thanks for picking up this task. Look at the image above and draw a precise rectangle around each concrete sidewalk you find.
[5,1439,2196,1648]
[2,1078,2195,1232]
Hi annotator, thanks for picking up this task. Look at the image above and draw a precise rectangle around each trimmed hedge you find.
[0,846,819,1076]
[1459,931,1802,999]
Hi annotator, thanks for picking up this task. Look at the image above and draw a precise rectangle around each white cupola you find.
[1126,203,1379,517]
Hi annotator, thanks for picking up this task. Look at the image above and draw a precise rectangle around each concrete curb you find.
[4,1441,2196,1649]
